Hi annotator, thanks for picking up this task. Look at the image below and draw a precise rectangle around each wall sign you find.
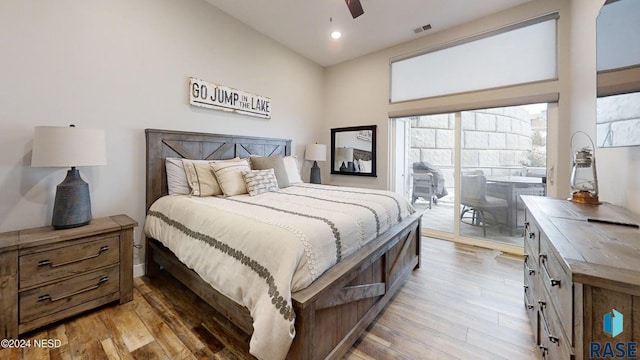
[189,77,271,119]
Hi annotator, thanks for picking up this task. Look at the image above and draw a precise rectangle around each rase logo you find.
[590,309,637,359]
[604,309,624,338]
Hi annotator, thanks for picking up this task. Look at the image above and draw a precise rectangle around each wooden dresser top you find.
[522,196,640,290]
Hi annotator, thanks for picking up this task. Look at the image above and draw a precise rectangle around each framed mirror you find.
[596,0,640,147]
[331,125,377,177]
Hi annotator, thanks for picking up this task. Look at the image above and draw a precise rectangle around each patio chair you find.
[411,161,447,208]
[412,171,435,208]
[460,174,508,237]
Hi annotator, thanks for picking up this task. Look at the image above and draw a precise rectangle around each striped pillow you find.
[210,158,251,197]
[242,169,279,196]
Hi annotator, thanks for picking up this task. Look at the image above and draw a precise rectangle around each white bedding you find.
[144,183,414,360]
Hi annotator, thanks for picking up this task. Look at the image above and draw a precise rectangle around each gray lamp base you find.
[310,161,321,184]
[52,167,92,229]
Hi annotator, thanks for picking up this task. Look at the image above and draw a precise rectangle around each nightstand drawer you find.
[19,235,120,288]
[19,265,119,323]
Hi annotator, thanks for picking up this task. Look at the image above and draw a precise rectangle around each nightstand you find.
[0,214,137,338]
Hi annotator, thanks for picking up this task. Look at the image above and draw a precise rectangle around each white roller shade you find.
[391,17,557,103]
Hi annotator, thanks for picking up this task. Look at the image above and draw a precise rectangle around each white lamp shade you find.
[336,147,354,163]
[305,144,326,162]
[31,126,107,167]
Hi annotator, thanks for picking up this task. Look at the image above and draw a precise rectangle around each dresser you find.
[522,196,640,359]
[0,215,137,338]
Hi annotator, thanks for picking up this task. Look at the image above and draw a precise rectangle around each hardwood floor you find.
[0,238,538,360]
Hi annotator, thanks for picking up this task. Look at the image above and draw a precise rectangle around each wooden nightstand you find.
[0,214,137,339]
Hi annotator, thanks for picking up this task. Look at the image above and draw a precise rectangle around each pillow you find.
[165,158,191,195]
[282,155,302,184]
[359,160,372,173]
[249,156,290,188]
[182,159,222,196]
[210,158,251,196]
[242,169,279,196]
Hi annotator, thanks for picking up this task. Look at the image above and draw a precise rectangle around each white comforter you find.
[144,183,414,360]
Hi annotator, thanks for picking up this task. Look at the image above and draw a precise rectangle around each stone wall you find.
[597,92,640,147]
[410,107,541,188]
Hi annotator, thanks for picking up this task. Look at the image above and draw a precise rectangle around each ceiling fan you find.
[345,0,364,19]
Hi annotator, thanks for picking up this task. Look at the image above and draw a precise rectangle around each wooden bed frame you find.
[144,128,422,359]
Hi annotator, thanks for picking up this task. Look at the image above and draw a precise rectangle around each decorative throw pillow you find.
[165,157,191,195]
[182,159,222,196]
[282,155,302,184]
[242,169,279,196]
[249,156,290,188]
[210,158,251,196]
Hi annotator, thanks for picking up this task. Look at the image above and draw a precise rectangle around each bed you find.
[144,128,422,360]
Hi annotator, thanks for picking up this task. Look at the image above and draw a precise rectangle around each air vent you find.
[413,24,432,34]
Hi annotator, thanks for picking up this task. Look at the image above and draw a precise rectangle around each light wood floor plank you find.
[0,238,538,360]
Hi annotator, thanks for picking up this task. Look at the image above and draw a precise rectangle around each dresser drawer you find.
[19,265,119,323]
[538,233,572,339]
[523,212,539,257]
[19,235,120,288]
[524,283,538,343]
[537,288,572,360]
[524,241,538,280]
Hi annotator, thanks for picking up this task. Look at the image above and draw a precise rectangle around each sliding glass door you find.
[397,103,548,248]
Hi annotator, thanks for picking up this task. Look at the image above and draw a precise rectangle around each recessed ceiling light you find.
[331,31,342,39]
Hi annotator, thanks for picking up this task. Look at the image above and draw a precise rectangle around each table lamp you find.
[305,143,326,184]
[336,147,354,172]
[31,125,107,229]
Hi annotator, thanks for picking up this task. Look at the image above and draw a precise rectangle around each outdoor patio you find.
[413,194,525,247]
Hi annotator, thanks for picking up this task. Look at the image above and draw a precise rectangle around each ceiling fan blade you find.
[345,0,364,19]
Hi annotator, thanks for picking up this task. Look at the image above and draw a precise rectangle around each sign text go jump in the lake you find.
[189,77,271,119]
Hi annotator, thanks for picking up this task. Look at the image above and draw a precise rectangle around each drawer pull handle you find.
[37,276,109,302]
[539,254,561,288]
[539,302,561,346]
[524,255,535,276]
[523,286,535,310]
[523,222,536,239]
[37,245,109,268]
[539,345,548,358]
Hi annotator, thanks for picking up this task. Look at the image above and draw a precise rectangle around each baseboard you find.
[134,263,146,278]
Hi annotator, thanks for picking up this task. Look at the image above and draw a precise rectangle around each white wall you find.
[0,0,325,266]
[323,0,640,215]
[323,0,566,190]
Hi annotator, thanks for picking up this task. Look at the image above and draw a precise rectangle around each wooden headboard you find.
[145,129,292,211]
[353,148,372,161]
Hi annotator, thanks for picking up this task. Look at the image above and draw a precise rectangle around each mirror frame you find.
[330,125,377,177]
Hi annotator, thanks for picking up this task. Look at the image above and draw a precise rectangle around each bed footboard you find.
[289,212,421,360]
[145,211,421,360]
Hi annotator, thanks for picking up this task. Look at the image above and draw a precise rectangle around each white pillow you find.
[210,158,251,196]
[242,169,279,196]
[282,155,302,184]
[359,160,372,173]
[165,158,191,195]
[182,159,222,196]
